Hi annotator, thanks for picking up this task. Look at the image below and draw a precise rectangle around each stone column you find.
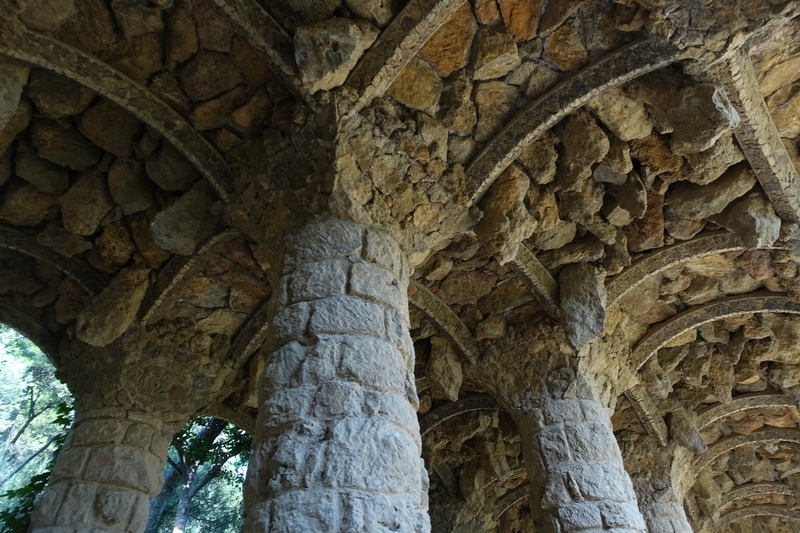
[514,396,647,533]
[638,498,693,533]
[243,219,430,532]
[30,407,172,533]
[625,435,694,533]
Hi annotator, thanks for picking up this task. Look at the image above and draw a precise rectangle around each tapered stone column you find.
[243,219,430,532]
[514,395,647,533]
[30,408,172,533]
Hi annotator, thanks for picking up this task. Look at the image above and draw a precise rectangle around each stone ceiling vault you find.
[2,0,800,532]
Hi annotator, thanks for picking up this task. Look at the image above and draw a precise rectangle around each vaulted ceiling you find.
[2,1,800,531]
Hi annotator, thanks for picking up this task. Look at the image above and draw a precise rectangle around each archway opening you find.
[0,323,73,532]
[145,416,251,533]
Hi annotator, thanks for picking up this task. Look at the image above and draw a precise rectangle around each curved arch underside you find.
[697,393,798,431]
[693,428,800,472]
[465,38,678,205]
[631,293,800,372]
[0,15,232,201]
[721,483,799,508]
[715,505,800,531]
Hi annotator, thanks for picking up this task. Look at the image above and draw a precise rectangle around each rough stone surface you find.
[243,220,430,533]
[386,57,442,116]
[419,3,476,78]
[79,100,143,159]
[559,263,606,352]
[76,268,149,346]
[295,18,378,94]
[0,59,29,133]
[150,182,216,255]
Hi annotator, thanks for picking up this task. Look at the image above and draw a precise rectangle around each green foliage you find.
[147,417,251,533]
[0,324,74,533]
[0,402,72,533]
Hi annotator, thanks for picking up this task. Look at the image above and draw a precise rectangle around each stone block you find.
[289,259,349,303]
[51,447,89,480]
[309,296,385,337]
[29,482,69,526]
[599,501,646,529]
[268,490,343,533]
[313,380,364,418]
[568,463,636,503]
[538,424,571,464]
[363,226,404,276]
[93,486,134,527]
[558,502,603,530]
[362,389,421,448]
[384,307,414,361]
[565,422,617,463]
[270,302,311,347]
[326,418,422,494]
[267,342,309,386]
[123,422,155,451]
[263,386,315,425]
[542,475,573,508]
[543,399,584,425]
[337,335,407,394]
[73,418,127,446]
[82,445,163,494]
[349,261,404,309]
[56,482,96,526]
[287,219,363,265]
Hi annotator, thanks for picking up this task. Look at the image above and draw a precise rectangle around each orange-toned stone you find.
[498,0,544,41]
[419,3,476,77]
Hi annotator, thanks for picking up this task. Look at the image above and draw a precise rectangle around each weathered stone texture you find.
[516,397,647,533]
[243,220,430,533]
[30,409,172,533]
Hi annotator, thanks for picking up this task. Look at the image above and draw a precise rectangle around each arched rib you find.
[465,39,678,206]
[721,483,799,508]
[205,0,307,102]
[140,230,238,325]
[606,231,769,306]
[229,298,271,370]
[493,484,529,520]
[0,15,232,201]
[509,244,559,319]
[0,302,60,361]
[409,280,479,364]
[693,429,800,472]
[345,0,467,114]
[419,394,497,436]
[631,293,800,372]
[715,506,800,531]
[0,225,106,295]
[697,393,797,431]
[705,50,800,223]
[624,383,669,446]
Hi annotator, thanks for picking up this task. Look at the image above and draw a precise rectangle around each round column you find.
[515,397,647,533]
[243,219,430,533]
[29,408,172,533]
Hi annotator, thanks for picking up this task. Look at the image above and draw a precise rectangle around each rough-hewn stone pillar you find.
[624,434,693,533]
[514,395,647,533]
[30,408,172,533]
[243,219,430,532]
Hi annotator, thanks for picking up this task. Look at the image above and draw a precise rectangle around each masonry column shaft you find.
[30,408,172,533]
[515,397,647,533]
[243,219,430,532]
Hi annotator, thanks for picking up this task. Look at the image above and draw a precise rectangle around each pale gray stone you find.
[559,263,606,351]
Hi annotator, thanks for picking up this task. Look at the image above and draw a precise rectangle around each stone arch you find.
[0,15,232,200]
[692,428,800,473]
[697,393,798,430]
[630,293,800,372]
[714,506,800,532]
[465,38,679,205]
